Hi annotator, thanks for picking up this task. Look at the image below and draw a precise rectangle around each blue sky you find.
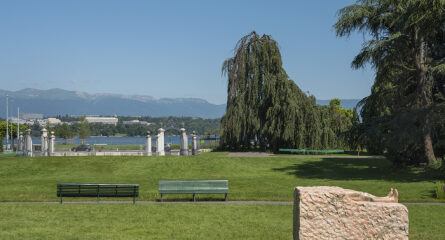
[0,0,373,104]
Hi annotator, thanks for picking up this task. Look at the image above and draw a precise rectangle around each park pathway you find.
[0,201,443,205]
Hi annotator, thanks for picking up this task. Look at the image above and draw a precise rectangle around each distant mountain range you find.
[0,88,361,118]
[0,88,226,118]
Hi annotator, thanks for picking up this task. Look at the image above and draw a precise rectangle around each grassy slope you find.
[0,204,443,239]
[0,152,442,202]
[0,205,291,240]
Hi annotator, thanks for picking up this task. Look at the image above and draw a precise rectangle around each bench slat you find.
[57,183,139,203]
[158,180,229,201]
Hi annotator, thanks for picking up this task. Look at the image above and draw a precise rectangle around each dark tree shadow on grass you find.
[273,157,443,182]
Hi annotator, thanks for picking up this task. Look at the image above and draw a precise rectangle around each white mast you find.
[17,107,19,140]
[5,95,8,150]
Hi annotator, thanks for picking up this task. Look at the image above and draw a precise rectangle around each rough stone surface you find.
[293,186,409,240]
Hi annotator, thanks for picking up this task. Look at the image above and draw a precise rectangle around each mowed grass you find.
[0,204,443,239]
[408,205,445,240]
[0,204,292,240]
[0,152,443,202]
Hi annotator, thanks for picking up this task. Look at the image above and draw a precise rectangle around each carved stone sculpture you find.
[293,186,409,240]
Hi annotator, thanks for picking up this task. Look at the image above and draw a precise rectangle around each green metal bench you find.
[279,148,345,154]
[57,183,139,204]
[159,180,229,202]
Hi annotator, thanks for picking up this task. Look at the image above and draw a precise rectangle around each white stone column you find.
[50,131,55,155]
[41,128,48,156]
[156,128,165,156]
[180,128,188,156]
[192,131,197,155]
[25,129,33,157]
[18,132,23,152]
[145,131,152,156]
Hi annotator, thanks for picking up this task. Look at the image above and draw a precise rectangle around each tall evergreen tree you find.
[335,0,445,166]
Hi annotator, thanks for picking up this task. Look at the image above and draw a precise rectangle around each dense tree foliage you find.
[335,0,445,166]
[78,117,90,144]
[50,116,220,138]
[0,122,28,151]
[55,123,74,144]
[220,31,355,151]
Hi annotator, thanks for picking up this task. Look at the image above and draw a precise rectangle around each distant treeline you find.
[45,116,220,137]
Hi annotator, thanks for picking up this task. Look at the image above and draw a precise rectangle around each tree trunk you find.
[414,31,437,166]
[423,118,436,165]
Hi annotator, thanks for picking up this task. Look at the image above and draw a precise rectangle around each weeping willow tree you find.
[220,31,355,151]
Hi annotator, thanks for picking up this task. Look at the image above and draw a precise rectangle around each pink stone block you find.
[293,186,409,240]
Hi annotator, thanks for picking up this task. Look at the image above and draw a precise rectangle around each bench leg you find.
[59,195,62,204]
[161,194,163,202]
[225,193,227,201]
[193,193,195,202]
[133,195,136,204]
[97,193,100,203]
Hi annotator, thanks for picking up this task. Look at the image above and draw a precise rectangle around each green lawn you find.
[0,152,443,202]
[408,205,445,240]
[0,204,443,239]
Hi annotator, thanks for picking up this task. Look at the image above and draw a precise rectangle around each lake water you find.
[23,136,219,145]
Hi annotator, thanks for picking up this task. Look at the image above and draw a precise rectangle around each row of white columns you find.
[16,128,55,157]
[39,128,55,156]
[145,128,198,156]
[19,127,198,157]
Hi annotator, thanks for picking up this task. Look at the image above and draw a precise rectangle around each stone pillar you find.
[156,128,165,156]
[180,128,188,156]
[192,131,197,155]
[145,131,152,156]
[50,131,55,155]
[293,186,409,240]
[41,128,48,156]
[18,132,24,152]
[25,129,33,157]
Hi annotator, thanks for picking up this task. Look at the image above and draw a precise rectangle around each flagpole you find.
[5,95,9,151]
[17,107,19,142]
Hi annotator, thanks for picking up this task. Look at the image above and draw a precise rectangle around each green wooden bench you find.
[279,148,345,154]
[159,180,229,202]
[57,183,139,204]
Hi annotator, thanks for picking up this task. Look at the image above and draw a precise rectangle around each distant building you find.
[122,120,151,126]
[85,116,118,126]
[9,117,27,125]
[21,113,43,120]
[36,119,48,126]
[47,118,62,125]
